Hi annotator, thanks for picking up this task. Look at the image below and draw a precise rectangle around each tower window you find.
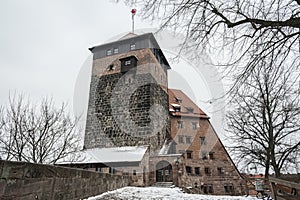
[120,56,138,73]
[125,60,131,65]
[106,49,112,56]
[130,43,136,50]
[113,48,119,54]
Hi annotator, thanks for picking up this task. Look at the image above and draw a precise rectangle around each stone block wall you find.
[0,160,130,200]
[84,48,170,154]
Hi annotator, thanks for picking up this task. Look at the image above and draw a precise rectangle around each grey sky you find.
[0,0,225,138]
[0,0,150,105]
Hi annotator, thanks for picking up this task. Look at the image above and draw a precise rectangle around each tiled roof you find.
[168,89,209,118]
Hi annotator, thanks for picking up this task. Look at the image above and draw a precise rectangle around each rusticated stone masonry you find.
[84,48,170,155]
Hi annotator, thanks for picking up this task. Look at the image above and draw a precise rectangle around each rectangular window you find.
[224,185,234,193]
[186,151,192,159]
[106,49,112,56]
[96,167,102,172]
[177,121,183,128]
[208,185,214,193]
[133,170,136,175]
[130,43,136,50]
[178,135,184,143]
[209,152,215,160]
[123,172,129,177]
[185,166,192,174]
[204,167,211,175]
[186,136,191,144]
[109,167,116,174]
[202,151,207,160]
[202,184,214,194]
[195,167,200,175]
[113,48,119,54]
[217,167,224,175]
[192,122,198,130]
[200,137,206,145]
[125,60,131,65]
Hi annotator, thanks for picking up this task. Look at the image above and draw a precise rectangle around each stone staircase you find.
[153,182,174,188]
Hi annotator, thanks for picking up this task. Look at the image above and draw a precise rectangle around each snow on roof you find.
[159,140,171,155]
[62,146,148,164]
[171,103,181,107]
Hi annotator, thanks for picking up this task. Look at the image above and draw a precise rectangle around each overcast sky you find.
[0,0,226,138]
[0,0,150,105]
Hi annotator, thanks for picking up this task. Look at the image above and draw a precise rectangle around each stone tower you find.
[84,33,171,154]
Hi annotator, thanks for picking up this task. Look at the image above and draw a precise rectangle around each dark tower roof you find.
[89,32,171,69]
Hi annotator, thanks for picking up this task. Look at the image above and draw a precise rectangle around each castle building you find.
[84,33,170,155]
[65,32,245,195]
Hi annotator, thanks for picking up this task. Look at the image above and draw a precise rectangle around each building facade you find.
[72,32,245,195]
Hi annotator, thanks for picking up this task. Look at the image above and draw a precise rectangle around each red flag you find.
[131,8,136,16]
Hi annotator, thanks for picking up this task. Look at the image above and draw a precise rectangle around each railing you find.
[269,176,300,200]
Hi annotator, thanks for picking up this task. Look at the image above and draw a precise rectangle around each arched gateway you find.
[156,160,173,182]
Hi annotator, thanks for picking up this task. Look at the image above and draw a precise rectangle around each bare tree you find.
[122,0,300,90]
[0,94,81,164]
[226,55,300,178]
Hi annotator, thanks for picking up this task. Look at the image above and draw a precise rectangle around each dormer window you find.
[174,107,180,112]
[120,56,138,73]
[175,97,182,103]
[125,60,131,65]
[171,103,181,112]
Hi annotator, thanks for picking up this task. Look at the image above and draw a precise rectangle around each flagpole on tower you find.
[131,8,136,33]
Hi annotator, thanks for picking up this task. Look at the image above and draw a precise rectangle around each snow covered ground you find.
[87,186,260,200]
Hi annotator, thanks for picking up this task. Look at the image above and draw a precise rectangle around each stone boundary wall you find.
[0,160,131,200]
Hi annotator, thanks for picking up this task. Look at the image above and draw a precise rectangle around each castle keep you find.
[84,33,170,154]
[68,32,245,195]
